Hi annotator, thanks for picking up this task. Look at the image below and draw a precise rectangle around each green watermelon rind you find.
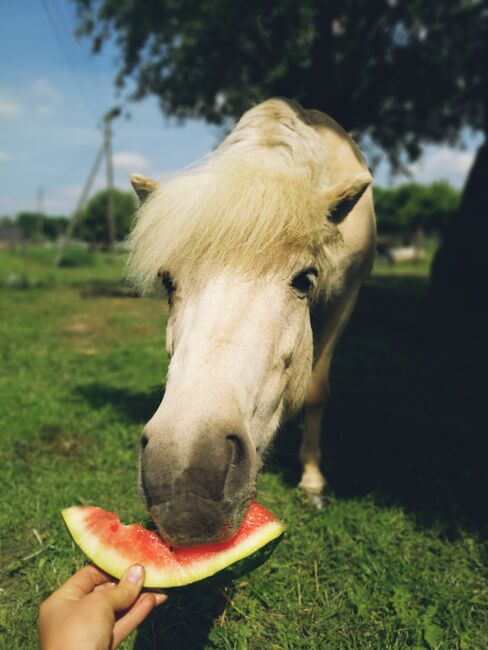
[195,533,283,590]
[62,506,285,588]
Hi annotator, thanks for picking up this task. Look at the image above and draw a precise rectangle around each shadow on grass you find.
[267,274,488,536]
[133,584,229,650]
[79,279,140,297]
[76,384,165,425]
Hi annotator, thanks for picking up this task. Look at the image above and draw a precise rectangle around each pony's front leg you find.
[298,284,361,508]
[299,370,329,508]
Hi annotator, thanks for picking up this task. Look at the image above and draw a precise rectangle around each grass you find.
[0,244,487,649]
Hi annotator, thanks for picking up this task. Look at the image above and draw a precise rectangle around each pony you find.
[128,98,376,546]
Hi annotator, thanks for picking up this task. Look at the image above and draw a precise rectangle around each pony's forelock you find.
[127,99,344,298]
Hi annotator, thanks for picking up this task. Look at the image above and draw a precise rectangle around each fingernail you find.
[125,564,144,585]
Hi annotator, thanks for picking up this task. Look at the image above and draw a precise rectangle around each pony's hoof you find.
[299,484,326,509]
[305,491,326,510]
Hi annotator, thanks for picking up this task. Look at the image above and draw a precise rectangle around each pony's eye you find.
[291,268,318,296]
[160,272,176,303]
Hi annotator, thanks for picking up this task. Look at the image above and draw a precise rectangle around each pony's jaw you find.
[140,270,313,545]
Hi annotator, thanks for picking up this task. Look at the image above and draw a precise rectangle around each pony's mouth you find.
[138,427,258,545]
[148,494,250,547]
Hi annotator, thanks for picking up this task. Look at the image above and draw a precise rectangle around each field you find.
[0,245,487,649]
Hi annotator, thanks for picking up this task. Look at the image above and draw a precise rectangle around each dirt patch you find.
[10,426,88,465]
[62,320,101,336]
[39,424,87,458]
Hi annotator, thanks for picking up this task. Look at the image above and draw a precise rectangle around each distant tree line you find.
[1,183,460,245]
[373,181,461,236]
[0,189,137,245]
[0,213,68,242]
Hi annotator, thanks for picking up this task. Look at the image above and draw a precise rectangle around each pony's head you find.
[128,99,370,546]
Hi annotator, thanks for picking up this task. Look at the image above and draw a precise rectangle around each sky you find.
[0,0,483,217]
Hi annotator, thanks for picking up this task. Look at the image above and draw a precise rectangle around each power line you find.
[40,0,99,120]
[52,0,107,114]
[54,108,120,266]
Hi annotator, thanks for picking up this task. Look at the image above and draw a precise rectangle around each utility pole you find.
[54,107,120,267]
[37,187,44,241]
[54,142,105,266]
[104,109,118,259]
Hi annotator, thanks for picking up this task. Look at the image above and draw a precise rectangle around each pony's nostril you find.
[224,432,252,502]
[226,434,246,465]
[140,433,149,451]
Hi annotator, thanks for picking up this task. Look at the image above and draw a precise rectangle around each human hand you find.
[39,564,167,650]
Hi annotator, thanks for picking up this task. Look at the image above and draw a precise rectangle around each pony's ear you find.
[130,174,159,203]
[323,172,372,224]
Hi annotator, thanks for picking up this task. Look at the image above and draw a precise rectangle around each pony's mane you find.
[127,99,343,297]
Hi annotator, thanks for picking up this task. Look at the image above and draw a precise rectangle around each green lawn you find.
[0,246,486,649]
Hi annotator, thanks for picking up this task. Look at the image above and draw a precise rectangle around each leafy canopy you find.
[74,0,486,169]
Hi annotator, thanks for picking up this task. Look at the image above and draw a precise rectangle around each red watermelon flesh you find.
[62,502,285,588]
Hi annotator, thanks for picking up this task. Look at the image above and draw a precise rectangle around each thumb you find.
[103,565,145,613]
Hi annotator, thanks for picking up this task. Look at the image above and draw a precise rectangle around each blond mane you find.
[127,99,344,297]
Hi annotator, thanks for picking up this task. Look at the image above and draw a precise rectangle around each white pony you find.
[128,98,376,546]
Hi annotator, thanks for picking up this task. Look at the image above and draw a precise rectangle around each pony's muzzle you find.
[139,427,256,546]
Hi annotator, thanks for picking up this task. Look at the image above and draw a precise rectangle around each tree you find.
[15,213,69,241]
[374,183,461,236]
[78,189,136,245]
[74,0,487,323]
[42,216,69,240]
[16,212,43,241]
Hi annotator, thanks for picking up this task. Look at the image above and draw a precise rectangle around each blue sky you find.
[0,0,482,216]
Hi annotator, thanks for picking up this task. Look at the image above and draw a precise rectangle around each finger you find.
[57,565,113,600]
[94,582,117,593]
[103,565,145,613]
[111,594,159,649]
[151,593,168,606]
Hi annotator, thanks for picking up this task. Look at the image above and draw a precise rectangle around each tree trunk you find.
[429,139,488,330]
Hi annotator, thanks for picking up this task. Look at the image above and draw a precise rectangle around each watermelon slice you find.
[62,502,285,588]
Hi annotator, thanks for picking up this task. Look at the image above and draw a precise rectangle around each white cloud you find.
[0,96,23,119]
[32,78,63,103]
[408,147,474,188]
[37,105,55,118]
[113,151,150,171]
[0,151,11,162]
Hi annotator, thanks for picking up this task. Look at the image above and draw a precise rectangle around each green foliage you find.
[79,189,136,245]
[374,182,461,234]
[58,245,96,268]
[14,212,68,241]
[43,216,69,240]
[74,0,486,169]
[16,212,43,240]
[1,247,487,648]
